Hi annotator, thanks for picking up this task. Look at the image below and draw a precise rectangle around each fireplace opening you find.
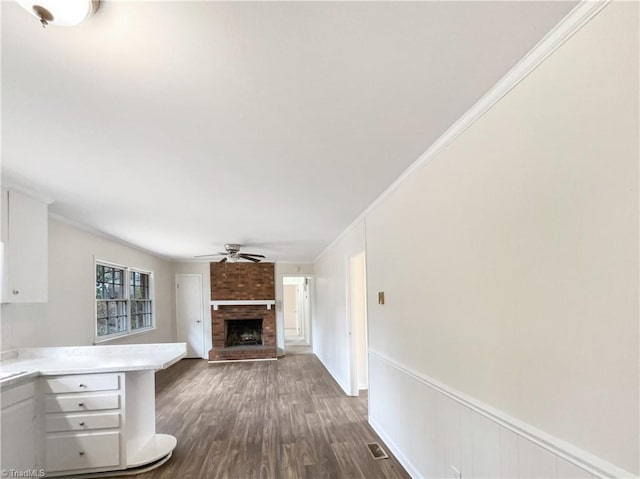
[225,319,263,347]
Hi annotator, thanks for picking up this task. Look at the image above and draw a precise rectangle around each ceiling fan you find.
[195,244,266,263]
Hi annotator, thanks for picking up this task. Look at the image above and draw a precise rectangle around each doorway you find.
[348,252,368,395]
[282,276,312,355]
[175,274,205,358]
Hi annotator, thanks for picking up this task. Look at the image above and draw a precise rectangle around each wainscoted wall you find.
[369,352,628,479]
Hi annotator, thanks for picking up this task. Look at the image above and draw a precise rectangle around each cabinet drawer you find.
[46,394,120,413]
[46,431,120,472]
[43,373,119,394]
[46,412,120,432]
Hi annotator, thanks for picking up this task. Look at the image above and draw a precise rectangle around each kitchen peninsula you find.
[0,342,186,477]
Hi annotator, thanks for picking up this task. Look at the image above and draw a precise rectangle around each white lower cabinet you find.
[1,369,177,477]
[42,372,125,476]
[0,381,37,473]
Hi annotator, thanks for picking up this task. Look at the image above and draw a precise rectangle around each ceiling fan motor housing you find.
[195,244,266,262]
[224,244,242,254]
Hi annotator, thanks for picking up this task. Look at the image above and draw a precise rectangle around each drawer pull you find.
[79,421,85,426]
[78,383,87,388]
[78,402,84,407]
[79,451,85,456]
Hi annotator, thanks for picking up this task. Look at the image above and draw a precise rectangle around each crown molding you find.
[313,0,610,264]
[1,173,55,205]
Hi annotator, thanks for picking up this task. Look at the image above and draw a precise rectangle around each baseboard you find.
[314,353,352,396]
[369,417,423,479]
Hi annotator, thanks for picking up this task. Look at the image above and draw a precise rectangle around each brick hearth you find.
[208,263,276,361]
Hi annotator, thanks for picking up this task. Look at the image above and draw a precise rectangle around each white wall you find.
[313,221,365,395]
[315,1,639,476]
[274,263,314,354]
[1,218,176,349]
[172,261,211,358]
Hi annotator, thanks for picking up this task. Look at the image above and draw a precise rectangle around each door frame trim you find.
[280,274,315,355]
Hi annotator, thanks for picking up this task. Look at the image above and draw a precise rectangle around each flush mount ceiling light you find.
[16,0,99,28]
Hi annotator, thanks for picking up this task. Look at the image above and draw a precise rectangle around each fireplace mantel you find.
[210,300,275,311]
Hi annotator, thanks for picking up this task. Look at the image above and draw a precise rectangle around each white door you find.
[349,253,368,395]
[283,284,299,337]
[176,274,204,358]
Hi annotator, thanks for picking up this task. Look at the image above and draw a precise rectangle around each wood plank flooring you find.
[134,354,410,479]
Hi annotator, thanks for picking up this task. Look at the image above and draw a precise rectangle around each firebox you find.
[225,319,263,347]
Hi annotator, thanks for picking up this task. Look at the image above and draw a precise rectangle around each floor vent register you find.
[366,442,389,460]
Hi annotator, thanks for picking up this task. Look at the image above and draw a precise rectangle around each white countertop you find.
[0,343,187,387]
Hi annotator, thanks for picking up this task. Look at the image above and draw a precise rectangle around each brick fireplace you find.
[208,262,277,361]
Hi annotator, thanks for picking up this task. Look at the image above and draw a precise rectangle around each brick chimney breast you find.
[209,262,276,361]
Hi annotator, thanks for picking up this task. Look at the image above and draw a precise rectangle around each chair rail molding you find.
[368,349,636,479]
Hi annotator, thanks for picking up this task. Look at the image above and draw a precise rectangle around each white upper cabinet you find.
[1,188,48,303]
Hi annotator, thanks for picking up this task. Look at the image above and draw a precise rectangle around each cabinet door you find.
[3,189,48,303]
[0,397,36,472]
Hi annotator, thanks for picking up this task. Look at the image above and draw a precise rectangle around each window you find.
[96,261,154,341]
[130,271,152,330]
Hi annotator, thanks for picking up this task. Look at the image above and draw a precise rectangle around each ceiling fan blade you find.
[219,257,228,263]
[194,252,226,258]
[240,253,266,258]
[239,254,261,263]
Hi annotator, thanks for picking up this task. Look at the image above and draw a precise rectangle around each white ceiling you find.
[1,1,577,262]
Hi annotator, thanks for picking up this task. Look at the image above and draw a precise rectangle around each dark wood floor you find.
[134,354,410,479]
